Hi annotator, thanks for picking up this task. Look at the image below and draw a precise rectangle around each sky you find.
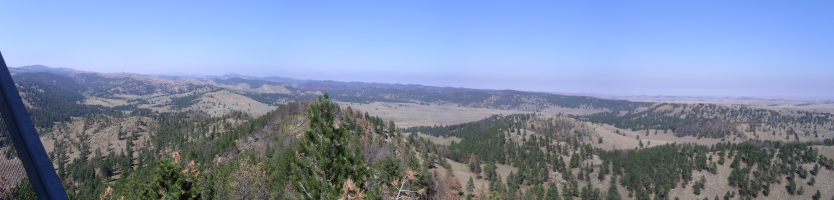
[1,1,833,99]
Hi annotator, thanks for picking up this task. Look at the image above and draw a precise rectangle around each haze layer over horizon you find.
[1,1,832,98]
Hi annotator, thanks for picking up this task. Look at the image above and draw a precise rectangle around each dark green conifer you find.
[291,93,368,199]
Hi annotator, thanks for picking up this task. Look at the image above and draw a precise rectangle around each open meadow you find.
[338,101,606,128]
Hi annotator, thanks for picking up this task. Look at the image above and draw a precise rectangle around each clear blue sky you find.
[1,1,832,98]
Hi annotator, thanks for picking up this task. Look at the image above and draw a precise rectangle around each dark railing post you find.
[0,51,68,199]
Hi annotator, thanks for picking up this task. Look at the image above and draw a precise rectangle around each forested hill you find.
[72,73,195,97]
[12,72,87,92]
[297,80,478,94]
[13,71,195,97]
[403,112,834,200]
[12,66,834,143]
[14,79,151,129]
[32,95,472,199]
[5,66,834,199]
[326,87,651,112]
[585,102,834,139]
[11,71,189,129]
[210,77,284,89]
[11,66,654,114]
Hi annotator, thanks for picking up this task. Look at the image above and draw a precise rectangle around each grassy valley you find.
[0,66,832,199]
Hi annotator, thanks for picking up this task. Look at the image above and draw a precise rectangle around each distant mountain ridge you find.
[13,65,487,95]
[16,64,77,75]
[10,65,651,113]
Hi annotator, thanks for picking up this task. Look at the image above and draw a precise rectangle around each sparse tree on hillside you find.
[546,182,561,200]
[570,152,580,168]
[467,177,475,193]
[484,161,498,180]
[606,176,621,200]
[469,154,481,177]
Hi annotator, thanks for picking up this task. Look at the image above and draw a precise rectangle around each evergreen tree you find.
[484,161,498,180]
[124,134,134,175]
[547,182,561,200]
[469,153,481,177]
[693,182,701,195]
[467,177,475,193]
[607,177,621,200]
[570,152,581,168]
[15,177,36,200]
[563,183,573,200]
[140,157,200,199]
[787,177,797,195]
[291,93,368,199]
[488,191,503,200]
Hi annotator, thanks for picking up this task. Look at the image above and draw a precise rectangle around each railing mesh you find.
[0,111,34,199]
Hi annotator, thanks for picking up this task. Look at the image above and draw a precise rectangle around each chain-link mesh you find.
[0,111,33,199]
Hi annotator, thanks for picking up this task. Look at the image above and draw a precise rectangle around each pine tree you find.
[546,182,561,200]
[484,161,498,180]
[140,157,200,199]
[488,191,503,200]
[607,177,621,200]
[469,154,481,177]
[467,177,476,193]
[798,185,805,195]
[570,152,580,168]
[693,182,701,195]
[563,183,572,200]
[16,177,36,200]
[291,93,368,199]
[124,133,134,175]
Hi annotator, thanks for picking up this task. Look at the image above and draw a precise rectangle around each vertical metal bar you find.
[0,51,68,199]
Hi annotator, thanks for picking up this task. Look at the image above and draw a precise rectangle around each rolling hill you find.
[2,65,832,199]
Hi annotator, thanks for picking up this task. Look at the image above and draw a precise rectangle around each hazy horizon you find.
[2,1,833,99]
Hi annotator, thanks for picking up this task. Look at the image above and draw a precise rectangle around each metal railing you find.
[0,51,68,199]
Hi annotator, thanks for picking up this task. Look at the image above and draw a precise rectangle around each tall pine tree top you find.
[292,93,368,199]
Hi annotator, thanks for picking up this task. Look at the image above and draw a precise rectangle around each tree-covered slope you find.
[210,77,283,89]
[16,81,147,129]
[407,113,834,200]
[12,72,87,92]
[585,103,834,139]
[34,95,449,199]
[325,87,651,112]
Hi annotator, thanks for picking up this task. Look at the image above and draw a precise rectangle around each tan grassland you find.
[40,116,156,170]
[402,132,462,146]
[589,122,834,151]
[185,90,276,117]
[435,159,518,197]
[81,96,129,107]
[81,89,277,117]
[337,102,605,128]
[616,96,834,114]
